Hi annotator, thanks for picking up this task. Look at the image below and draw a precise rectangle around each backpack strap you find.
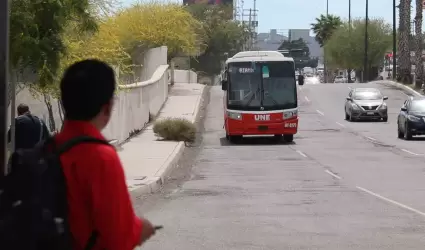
[84,230,99,250]
[57,136,111,155]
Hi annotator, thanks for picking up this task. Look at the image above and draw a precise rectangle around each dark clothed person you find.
[8,104,50,150]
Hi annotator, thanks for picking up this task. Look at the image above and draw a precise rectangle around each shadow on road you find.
[219,136,296,146]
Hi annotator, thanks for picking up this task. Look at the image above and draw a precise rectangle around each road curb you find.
[129,84,206,198]
[372,80,423,97]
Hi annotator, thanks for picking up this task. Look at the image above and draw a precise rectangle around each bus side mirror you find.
[298,75,304,85]
[221,80,227,90]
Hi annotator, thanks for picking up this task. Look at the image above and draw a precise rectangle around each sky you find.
[121,0,421,34]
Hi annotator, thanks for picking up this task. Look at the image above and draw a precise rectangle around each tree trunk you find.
[57,99,65,131]
[9,70,16,153]
[414,0,423,89]
[398,0,412,84]
[43,93,56,132]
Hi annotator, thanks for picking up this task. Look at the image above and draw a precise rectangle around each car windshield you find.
[410,100,425,111]
[353,91,382,100]
[227,61,297,110]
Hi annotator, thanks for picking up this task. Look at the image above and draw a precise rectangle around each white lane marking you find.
[316,110,325,116]
[336,122,346,127]
[296,150,307,158]
[325,170,342,179]
[401,148,421,156]
[348,86,352,90]
[357,186,425,217]
[304,96,310,102]
[365,136,377,141]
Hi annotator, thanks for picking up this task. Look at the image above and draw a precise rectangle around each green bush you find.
[153,118,196,142]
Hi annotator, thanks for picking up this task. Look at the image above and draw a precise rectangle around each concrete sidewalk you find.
[118,83,205,196]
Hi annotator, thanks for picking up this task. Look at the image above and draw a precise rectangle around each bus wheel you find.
[228,135,242,143]
[273,134,283,141]
[283,134,294,142]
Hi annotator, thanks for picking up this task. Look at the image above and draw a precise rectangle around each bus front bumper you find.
[226,118,298,136]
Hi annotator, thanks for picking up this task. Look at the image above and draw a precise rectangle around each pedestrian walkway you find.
[118,83,205,195]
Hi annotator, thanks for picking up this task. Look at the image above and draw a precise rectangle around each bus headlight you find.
[227,111,242,120]
[283,110,297,119]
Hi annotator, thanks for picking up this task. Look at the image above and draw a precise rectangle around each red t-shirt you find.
[55,120,142,250]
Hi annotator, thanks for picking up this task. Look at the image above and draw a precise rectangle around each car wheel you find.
[345,111,349,120]
[382,117,388,122]
[283,134,294,142]
[404,123,412,140]
[397,123,404,138]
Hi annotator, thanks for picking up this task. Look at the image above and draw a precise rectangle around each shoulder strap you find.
[57,136,111,155]
[84,231,99,250]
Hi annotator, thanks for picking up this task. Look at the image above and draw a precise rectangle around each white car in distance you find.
[334,75,347,83]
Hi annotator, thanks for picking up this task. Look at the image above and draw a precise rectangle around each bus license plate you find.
[258,125,268,131]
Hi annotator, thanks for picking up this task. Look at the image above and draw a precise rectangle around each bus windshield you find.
[227,61,297,111]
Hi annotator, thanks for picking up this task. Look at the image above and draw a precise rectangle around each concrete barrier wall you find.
[102,65,169,143]
[174,69,198,83]
[10,47,170,144]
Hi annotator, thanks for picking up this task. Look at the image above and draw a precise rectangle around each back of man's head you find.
[17,103,29,116]
[60,59,116,122]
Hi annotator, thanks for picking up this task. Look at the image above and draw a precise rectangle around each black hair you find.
[60,59,116,121]
[17,103,29,115]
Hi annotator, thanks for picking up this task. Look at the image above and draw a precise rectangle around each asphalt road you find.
[136,83,425,250]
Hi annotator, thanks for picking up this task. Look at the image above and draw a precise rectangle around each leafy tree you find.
[310,14,343,47]
[113,2,201,59]
[187,4,248,75]
[8,0,98,141]
[324,18,392,80]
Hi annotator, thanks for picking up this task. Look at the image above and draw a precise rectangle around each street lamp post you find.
[324,0,329,83]
[348,0,351,29]
[363,0,369,82]
[326,0,329,15]
[392,0,397,80]
[348,0,352,82]
[0,0,9,175]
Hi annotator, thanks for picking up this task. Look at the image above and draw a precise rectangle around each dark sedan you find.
[397,97,425,140]
[345,88,388,122]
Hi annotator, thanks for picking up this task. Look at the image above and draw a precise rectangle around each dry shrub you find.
[153,118,196,142]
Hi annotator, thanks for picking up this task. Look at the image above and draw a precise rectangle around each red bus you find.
[221,51,304,143]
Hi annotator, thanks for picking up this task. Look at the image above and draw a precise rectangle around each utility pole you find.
[348,0,352,82]
[248,8,252,50]
[348,0,351,29]
[326,0,329,15]
[242,7,258,51]
[0,0,9,175]
[252,0,257,49]
[392,0,397,80]
[363,0,369,82]
[324,0,329,82]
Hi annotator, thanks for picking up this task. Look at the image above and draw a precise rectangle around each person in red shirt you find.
[55,59,156,250]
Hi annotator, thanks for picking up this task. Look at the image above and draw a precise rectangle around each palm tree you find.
[414,0,423,89]
[311,14,343,47]
[398,0,412,84]
[311,14,342,82]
